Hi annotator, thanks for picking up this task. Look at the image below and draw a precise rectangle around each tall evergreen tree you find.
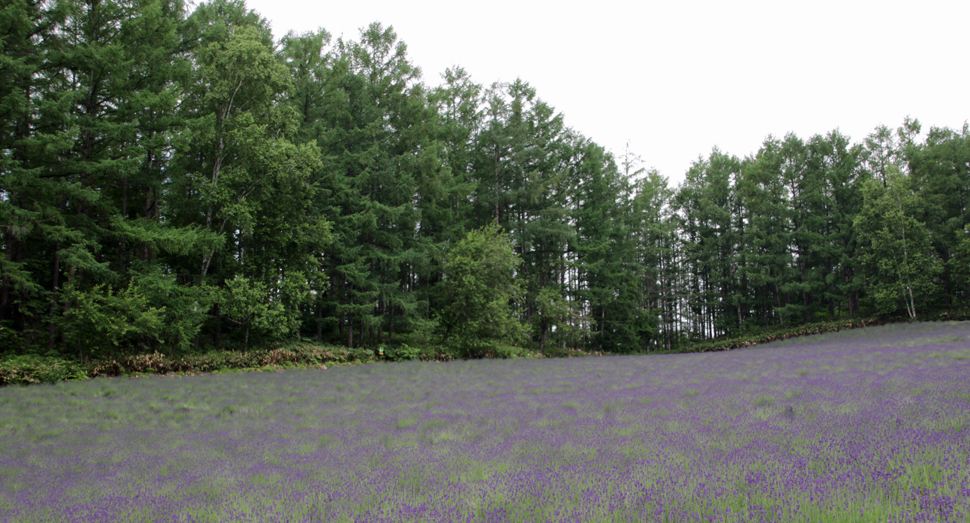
[804,130,865,319]
[674,149,743,338]
[629,168,677,350]
[737,138,795,328]
[0,0,68,341]
[908,124,970,307]
[571,140,645,351]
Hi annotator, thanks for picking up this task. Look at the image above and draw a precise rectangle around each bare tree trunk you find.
[0,232,12,321]
[347,310,353,348]
[213,303,222,350]
[119,176,127,270]
[316,303,323,340]
[47,243,62,351]
[388,304,394,343]
[894,194,917,320]
[494,144,501,223]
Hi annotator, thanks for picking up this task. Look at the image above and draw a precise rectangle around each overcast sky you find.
[241,0,969,186]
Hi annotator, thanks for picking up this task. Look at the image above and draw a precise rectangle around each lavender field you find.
[2,322,970,522]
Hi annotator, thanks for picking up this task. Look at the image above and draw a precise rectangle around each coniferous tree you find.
[0,0,68,340]
[6,0,970,359]
[804,130,865,319]
[737,138,795,328]
[907,124,970,307]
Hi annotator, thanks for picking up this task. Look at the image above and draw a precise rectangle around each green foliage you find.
[1,0,969,362]
[382,343,422,361]
[129,270,216,353]
[442,223,528,356]
[908,124,970,307]
[533,286,587,352]
[854,170,940,318]
[223,276,299,346]
[0,355,87,386]
[84,342,368,378]
[62,283,165,360]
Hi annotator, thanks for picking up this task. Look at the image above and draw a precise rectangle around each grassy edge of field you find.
[2,307,969,387]
[680,306,970,354]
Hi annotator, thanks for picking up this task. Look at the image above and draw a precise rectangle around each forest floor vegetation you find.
[2,308,968,387]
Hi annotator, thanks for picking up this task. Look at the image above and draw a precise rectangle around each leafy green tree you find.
[168,0,327,348]
[470,79,575,341]
[441,223,527,355]
[855,169,939,318]
[774,133,824,324]
[299,23,431,347]
[804,130,865,320]
[532,286,585,352]
[0,0,201,355]
[421,67,483,323]
[629,169,679,350]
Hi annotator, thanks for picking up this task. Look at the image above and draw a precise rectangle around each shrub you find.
[447,339,526,360]
[62,282,165,360]
[80,343,371,379]
[0,355,88,386]
[385,344,422,361]
[441,224,528,348]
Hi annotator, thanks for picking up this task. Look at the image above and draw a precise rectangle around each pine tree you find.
[908,124,970,307]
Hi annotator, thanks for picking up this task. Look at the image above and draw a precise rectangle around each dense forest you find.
[2,0,969,362]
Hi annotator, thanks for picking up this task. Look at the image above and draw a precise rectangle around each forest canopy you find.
[2,0,969,360]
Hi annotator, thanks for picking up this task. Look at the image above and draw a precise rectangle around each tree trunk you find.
[0,231,12,321]
[47,243,62,351]
[213,303,222,350]
[388,304,394,343]
[143,183,155,261]
[119,175,127,271]
[316,303,323,340]
[494,144,501,223]
[347,310,353,348]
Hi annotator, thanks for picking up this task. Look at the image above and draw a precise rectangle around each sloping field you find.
[2,322,969,522]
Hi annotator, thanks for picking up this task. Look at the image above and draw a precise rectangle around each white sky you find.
[241,0,970,186]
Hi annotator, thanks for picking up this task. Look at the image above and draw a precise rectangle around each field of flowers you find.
[1,321,969,522]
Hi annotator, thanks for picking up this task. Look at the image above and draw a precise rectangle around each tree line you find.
[2,0,968,360]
